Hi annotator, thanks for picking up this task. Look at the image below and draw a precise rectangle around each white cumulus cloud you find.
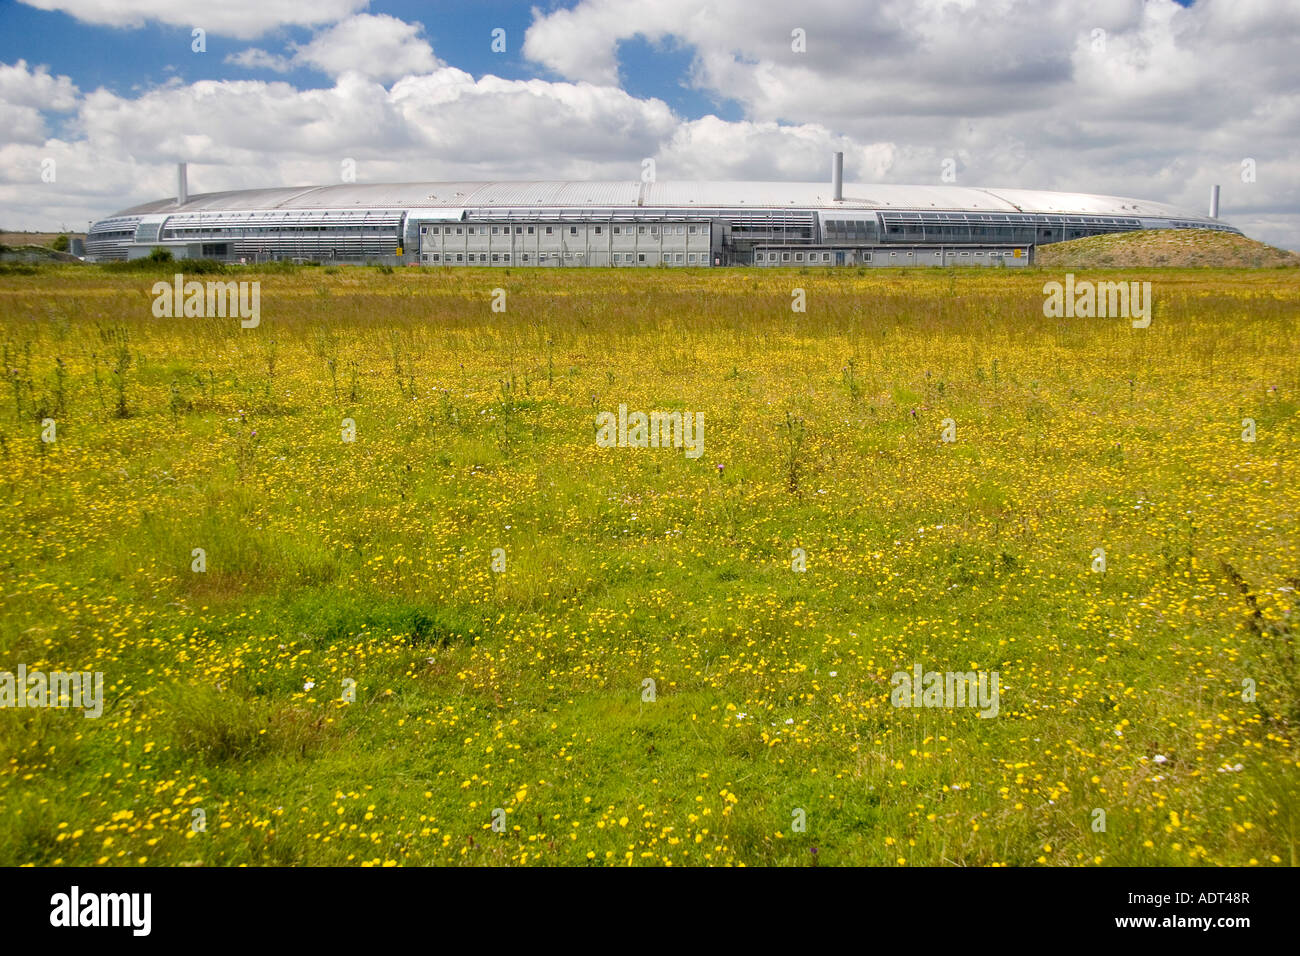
[225,14,440,82]
[0,59,79,110]
[291,14,440,81]
[17,0,368,40]
[224,48,293,74]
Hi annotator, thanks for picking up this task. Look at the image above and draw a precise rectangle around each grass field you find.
[1,262,1297,867]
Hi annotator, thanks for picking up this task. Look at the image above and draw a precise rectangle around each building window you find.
[688,253,696,263]
[650,226,658,235]
[796,253,803,261]
[594,226,602,235]
[638,226,646,235]
[675,253,683,262]
[492,254,499,262]
[456,254,463,262]
[522,254,529,261]
[613,226,621,235]
[492,226,499,235]
[569,226,578,235]
[782,252,790,261]
[546,226,553,235]
[455,227,463,235]
[527,226,534,234]
[638,253,646,262]
[688,225,697,234]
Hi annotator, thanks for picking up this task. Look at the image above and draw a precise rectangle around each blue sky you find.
[2,3,540,97]
[0,0,744,126]
[0,0,1293,249]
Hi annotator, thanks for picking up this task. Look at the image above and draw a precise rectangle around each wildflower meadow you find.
[0,262,1296,867]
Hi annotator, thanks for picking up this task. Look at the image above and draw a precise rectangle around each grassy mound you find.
[0,244,83,265]
[1036,229,1299,269]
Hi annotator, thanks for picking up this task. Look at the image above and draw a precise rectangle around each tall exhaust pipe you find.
[1209,183,1220,219]
[177,162,188,207]
[831,151,843,202]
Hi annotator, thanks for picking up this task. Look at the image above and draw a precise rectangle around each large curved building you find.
[86,159,1238,268]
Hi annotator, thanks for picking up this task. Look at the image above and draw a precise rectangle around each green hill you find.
[1035,228,1299,269]
[0,243,83,264]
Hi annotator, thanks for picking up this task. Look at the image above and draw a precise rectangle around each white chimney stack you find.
[177,163,188,207]
[831,151,843,202]
[1209,183,1220,219]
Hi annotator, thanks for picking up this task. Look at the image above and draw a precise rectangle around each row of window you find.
[420,223,706,237]
[424,251,708,264]
[757,249,1021,263]
[1167,220,1236,231]
[882,212,1139,225]
[759,251,856,263]
[823,220,876,238]
[882,225,1103,244]
[163,225,397,237]
[230,240,398,248]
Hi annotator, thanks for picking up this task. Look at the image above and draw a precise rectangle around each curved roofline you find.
[105,179,1219,224]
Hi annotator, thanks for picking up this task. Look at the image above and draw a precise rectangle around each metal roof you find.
[109,180,1213,222]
